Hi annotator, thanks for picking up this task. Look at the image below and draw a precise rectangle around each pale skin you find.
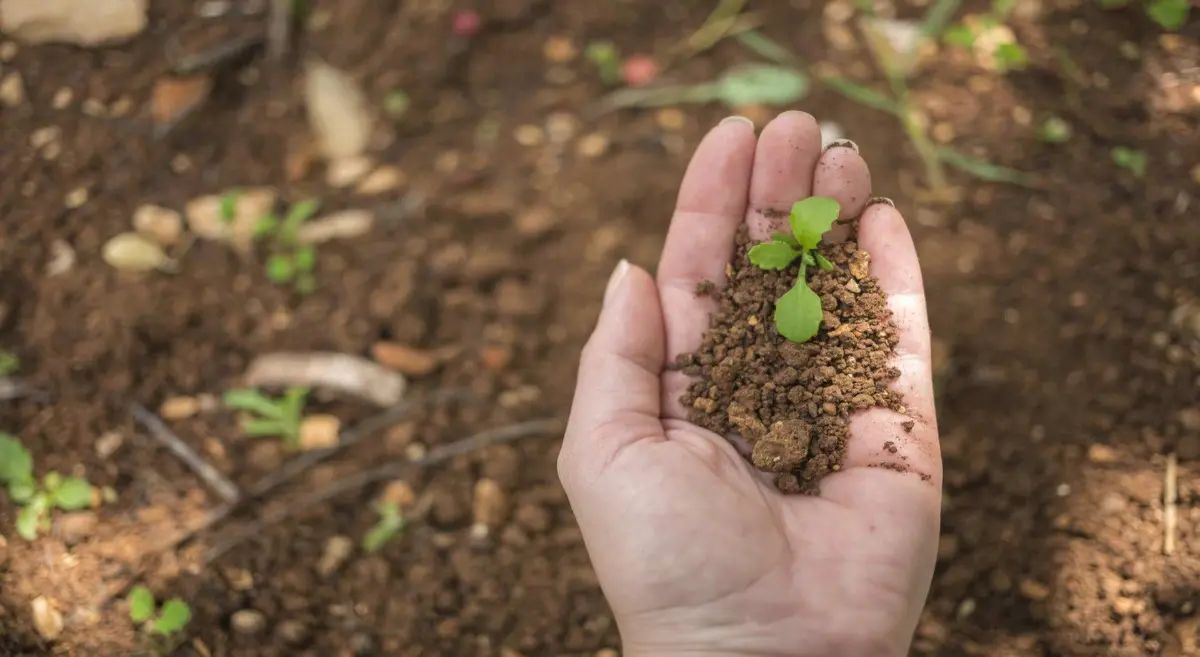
[558,111,941,657]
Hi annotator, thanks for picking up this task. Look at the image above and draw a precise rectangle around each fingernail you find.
[824,138,859,153]
[866,196,896,209]
[604,259,630,306]
[720,115,755,130]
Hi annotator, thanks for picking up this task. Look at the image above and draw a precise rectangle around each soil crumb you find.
[677,226,905,494]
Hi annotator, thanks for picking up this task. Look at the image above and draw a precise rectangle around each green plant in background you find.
[254,199,321,293]
[1036,115,1073,144]
[382,89,411,119]
[746,197,841,343]
[361,500,405,553]
[598,63,809,111]
[1112,146,1148,178]
[128,585,192,644]
[223,387,310,449]
[0,434,94,540]
[942,0,1030,73]
[0,351,18,376]
[586,40,623,85]
[218,190,239,225]
[1099,0,1190,30]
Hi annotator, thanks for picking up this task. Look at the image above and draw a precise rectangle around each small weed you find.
[746,197,840,343]
[129,586,191,651]
[585,41,623,85]
[362,501,405,553]
[942,1,1030,74]
[223,387,309,449]
[254,199,321,293]
[1099,0,1190,30]
[0,351,18,376]
[1036,116,1073,144]
[218,190,239,225]
[382,89,411,119]
[1112,146,1148,178]
[0,434,94,540]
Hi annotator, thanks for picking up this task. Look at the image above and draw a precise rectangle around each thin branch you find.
[267,0,293,61]
[1164,452,1178,556]
[204,418,563,564]
[131,403,241,505]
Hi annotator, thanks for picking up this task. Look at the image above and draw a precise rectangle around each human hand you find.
[558,112,941,657]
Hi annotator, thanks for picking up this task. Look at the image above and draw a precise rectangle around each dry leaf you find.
[150,74,213,135]
[303,57,374,160]
[244,351,405,407]
[297,210,374,244]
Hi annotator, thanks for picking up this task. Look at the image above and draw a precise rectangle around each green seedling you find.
[1099,0,1190,30]
[0,351,18,376]
[128,586,191,648]
[382,89,411,119]
[255,199,321,294]
[598,63,808,111]
[585,41,622,85]
[223,387,309,449]
[942,2,1029,74]
[361,500,405,553]
[0,434,94,540]
[1037,116,1073,144]
[218,190,239,225]
[1112,146,1148,178]
[746,197,841,343]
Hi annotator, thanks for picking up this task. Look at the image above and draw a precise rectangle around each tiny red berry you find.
[452,9,482,37]
[622,54,659,88]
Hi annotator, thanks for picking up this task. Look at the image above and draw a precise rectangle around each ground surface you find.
[0,0,1198,655]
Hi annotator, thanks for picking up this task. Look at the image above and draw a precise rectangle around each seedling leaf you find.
[936,147,1035,186]
[821,77,901,114]
[943,23,976,47]
[266,254,295,283]
[0,434,34,488]
[774,283,823,344]
[219,191,238,225]
[770,231,800,248]
[994,42,1029,72]
[788,197,841,250]
[714,64,809,107]
[241,418,288,437]
[16,503,40,540]
[735,30,797,65]
[293,245,317,273]
[151,599,191,637]
[53,477,93,510]
[1037,116,1072,143]
[8,480,34,503]
[280,199,321,243]
[802,252,816,267]
[747,241,799,270]
[0,351,18,376]
[128,587,156,624]
[1112,146,1147,178]
[253,215,279,241]
[362,502,405,553]
[223,389,285,419]
[816,253,835,271]
[382,90,411,118]
[1147,0,1189,30]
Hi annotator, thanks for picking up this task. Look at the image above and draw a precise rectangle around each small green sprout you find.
[942,8,1028,73]
[585,41,622,85]
[1036,115,1073,144]
[747,197,841,344]
[128,586,191,640]
[1112,146,1148,178]
[255,199,321,293]
[361,500,405,553]
[0,351,18,376]
[382,90,411,119]
[1146,0,1189,30]
[993,42,1029,73]
[223,387,309,449]
[218,190,239,225]
[0,434,94,540]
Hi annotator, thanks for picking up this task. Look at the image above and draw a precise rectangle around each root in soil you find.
[678,225,905,494]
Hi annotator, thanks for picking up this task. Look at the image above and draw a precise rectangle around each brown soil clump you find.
[678,226,904,494]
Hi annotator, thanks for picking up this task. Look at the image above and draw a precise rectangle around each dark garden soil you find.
[678,227,905,495]
[0,0,1198,656]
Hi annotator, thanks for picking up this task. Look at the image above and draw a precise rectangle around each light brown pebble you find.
[543,36,578,63]
[160,396,200,420]
[299,415,341,451]
[325,155,374,188]
[355,166,405,195]
[29,126,60,150]
[472,478,507,528]
[576,132,610,158]
[52,87,73,109]
[133,204,184,246]
[513,124,544,147]
[0,42,17,61]
[379,480,416,510]
[1019,579,1051,601]
[31,597,63,640]
[231,609,266,635]
[1086,444,1118,464]
[64,187,88,209]
[82,98,106,116]
[545,111,579,144]
[0,72,25,107]
[931,122,955,143]
[317,535,354,576]
[656,108,686,131]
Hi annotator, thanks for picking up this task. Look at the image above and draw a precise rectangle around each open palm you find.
[558,112,942,657]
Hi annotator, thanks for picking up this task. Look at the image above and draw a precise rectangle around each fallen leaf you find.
[150,74,214,136]
[102,232,170,272]
[297,210,374,244]
[244,352,406,407]
[303,57,374,160]
[370,342,447,377]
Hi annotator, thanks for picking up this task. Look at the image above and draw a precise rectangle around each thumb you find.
[560,259,665,484]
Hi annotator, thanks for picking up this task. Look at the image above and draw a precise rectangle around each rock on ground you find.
[0,0,148,46]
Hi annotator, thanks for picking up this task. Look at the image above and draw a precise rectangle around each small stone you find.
[845,278,861,294]
[95,431,123,458]
[56,511,98,545]
[0,0,148,46]
[1,72,26,106]
[30,126,61,150]
[297,210,375,244]
[545,112,578,144]
[299,414,340,451]
[325,155,374,188]
[1011,105,1032,126]
[515,206,558,235]
[480,345,513,371]
[656,108,686,131]
[931,122,955,143]
[0,43,17,61]
[513,124,544,147]
[380,480,416,510]
[133,204,183,246]
[64,186,88,209]
[576,133,610,158]
[849,250,871,280]
[472,478,507,528]
[108,95,134,117]
[1019,579,1051,601]
[276,619,308,644]
[1087,444,1118,464]
[81,98,105,116]
[404,442,427,461]
[318,535,355,576]
[355,166,405,195]
[543,36,577,62]
[752,420,813,473]
[371,342,441,377]
[231,609,266,636]
[197,0,232,17]
[31,596,63,640]
[160,396,200,420]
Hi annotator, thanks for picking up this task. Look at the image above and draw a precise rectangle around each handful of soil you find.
[677,225,905,495]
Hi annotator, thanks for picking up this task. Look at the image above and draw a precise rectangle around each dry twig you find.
[204,418,563,563]
[1165,452,1178,556]
[131,403,241,505]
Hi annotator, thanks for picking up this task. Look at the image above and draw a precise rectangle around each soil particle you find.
[679,226,904,494]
